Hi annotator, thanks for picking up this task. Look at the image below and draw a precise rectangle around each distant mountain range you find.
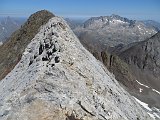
[65,18,84,29]
[73,15,157,54]
[142,20,160,31]
[0,16,26,44]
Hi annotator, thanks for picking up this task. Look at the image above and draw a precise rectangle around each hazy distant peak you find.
[142,20,160,31]
[83,14,157,32]
[87,14,131,23]
[110,14,129,21]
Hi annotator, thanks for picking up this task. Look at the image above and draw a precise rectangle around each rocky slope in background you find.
[0,16,26,44]
[73,14,157,53]
[119,32,160,108]
[0,10,54,80]
[0,12,152,120]
[142,20,160,31]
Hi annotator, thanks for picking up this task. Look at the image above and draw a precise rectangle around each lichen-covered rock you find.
[0,16,153,120]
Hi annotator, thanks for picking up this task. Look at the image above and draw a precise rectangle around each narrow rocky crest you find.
[0,10,54,80]
[0,16,152,120]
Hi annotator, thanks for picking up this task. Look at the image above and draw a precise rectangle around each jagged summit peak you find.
[28,10,55,20]
[110,14,122,18]
[26,10,55,26]
[110,14,131,22]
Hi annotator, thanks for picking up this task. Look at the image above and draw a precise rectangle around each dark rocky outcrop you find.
[0,10,54,80]
[101,51,139,91]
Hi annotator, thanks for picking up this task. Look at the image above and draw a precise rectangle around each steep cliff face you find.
[101,51,139,91]
[119,32,160,108]
[120,32,160,82]
[0,10,54,80]
[0,16,152,120]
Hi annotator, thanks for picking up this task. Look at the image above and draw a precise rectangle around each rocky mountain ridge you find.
[118,32,160,109]
[0,10,54,80]
[120,32,160,79]
[142,20,160,31]
[0,12,153,120]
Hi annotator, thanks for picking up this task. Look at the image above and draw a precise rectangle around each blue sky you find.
[0,0,160,21]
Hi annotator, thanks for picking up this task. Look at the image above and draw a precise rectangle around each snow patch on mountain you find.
[152,89,160,95]
[0,42,2,45]
[139,88,143,93]
[133,97,160,119]
[136,80,150,88]
[133,97,152,111]
[147,112,156,119]
[110,19,127,24]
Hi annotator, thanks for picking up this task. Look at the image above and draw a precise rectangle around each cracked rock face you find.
[0,17,152,120]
